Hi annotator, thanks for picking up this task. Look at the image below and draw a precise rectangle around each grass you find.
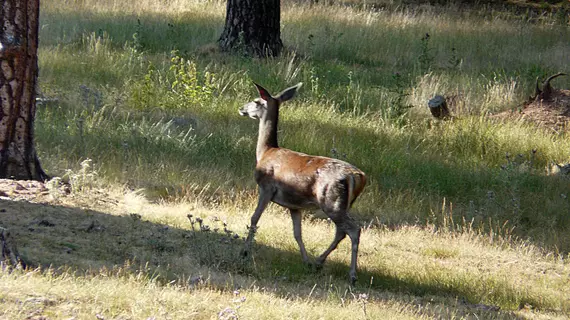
[1,186,568,319]
[2,270,423,320]
[1,0,570,318]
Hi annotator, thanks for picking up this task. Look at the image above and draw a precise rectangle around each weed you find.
[169,53,216,106]
[185,214,244,271]
[64,159,98,192]
[417,33,435,74]
[386,72,413,124]
[132,19,146,52]
[447,47,462,71]
[308,67,321,101]
[218,289,246,320]
[341,71,364,115]
[129,52,215,111]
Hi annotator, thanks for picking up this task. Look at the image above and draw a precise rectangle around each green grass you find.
[2,0,570,318]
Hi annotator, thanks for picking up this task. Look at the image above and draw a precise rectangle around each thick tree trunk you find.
[0,0,47,181]
[218,0,283,57]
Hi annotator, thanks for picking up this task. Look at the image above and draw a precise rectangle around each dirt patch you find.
[491,75,570,133]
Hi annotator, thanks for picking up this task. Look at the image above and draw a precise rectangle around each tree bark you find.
[1,227,25,269]
[0,0,47,181]
[218,0,283,57]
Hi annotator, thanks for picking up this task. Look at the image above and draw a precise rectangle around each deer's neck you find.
[256,106,279,162]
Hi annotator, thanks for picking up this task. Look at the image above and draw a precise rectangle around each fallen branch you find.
[533,72,567,101]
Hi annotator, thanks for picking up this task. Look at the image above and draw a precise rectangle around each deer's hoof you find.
[349,273,357,286]
[312,261,324,272]
[302,260,314,271]
[240,248,250,259]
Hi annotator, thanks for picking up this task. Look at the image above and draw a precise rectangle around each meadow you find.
[1,0,569,318]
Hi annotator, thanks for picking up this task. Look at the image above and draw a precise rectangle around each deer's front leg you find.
[241,187,273,259]
[290,209,309,264]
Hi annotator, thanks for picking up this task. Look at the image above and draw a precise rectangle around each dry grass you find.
[1,270,428,320]
[1,180,568,319]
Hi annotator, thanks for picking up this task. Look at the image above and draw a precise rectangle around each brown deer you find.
[238,82,367,284]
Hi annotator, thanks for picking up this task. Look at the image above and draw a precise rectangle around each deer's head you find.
[239,82,303,120]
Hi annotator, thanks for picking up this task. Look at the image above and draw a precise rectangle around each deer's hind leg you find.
[316,179,361,284]
[315,224,346,267]
[342,215,361,285]
[317,211,360,284]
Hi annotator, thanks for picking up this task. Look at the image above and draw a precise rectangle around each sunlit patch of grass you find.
[358,225,569,312]
[1,267,432,320]
[421,246,459,259]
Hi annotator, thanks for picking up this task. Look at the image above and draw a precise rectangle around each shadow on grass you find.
[0,197,534,318]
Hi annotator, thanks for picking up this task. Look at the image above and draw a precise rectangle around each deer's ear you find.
[253,83,272,101]
[276,82,303,103]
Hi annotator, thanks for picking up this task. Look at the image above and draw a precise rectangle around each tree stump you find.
[1,227,25,269]
[428,95,451,120]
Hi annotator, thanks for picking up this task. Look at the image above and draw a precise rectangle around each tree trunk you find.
[1,227,25,269]
[218,0,283,57]
[0,0,47,181]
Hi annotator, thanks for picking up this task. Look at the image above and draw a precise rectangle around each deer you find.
[238,82,367,284]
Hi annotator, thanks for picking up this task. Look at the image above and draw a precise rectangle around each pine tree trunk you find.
[1,227,25,269]
[218,0,283,57]
[0,0,47,181]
